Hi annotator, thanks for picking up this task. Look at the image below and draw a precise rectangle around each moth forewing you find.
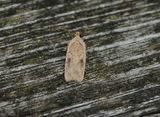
[65,32,86,82]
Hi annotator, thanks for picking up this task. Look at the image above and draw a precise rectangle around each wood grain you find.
[0,0,160,117]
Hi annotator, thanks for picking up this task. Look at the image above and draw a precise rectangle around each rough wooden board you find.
[0,0,160,117]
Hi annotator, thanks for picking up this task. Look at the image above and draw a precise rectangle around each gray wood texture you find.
[0,0,160,117]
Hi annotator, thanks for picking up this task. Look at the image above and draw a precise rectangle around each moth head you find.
[75,32,80,37]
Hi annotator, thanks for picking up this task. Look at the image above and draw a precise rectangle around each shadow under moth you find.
[65,32,86,83]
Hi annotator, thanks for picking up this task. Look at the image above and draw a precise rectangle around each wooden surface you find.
[0,0,160,117]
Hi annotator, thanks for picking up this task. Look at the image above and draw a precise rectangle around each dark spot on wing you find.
[66,58,71,67]
[68,58,71,62]
[80,59,83,65]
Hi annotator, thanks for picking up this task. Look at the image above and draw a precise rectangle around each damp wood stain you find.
[65,32,86,83]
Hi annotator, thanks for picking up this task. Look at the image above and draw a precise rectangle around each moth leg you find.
[62,48,67,51]
[62,68,65,72]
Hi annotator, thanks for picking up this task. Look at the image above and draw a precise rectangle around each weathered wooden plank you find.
[0,0,160,116]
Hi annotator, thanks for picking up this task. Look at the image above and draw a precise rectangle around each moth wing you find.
[65,40,74,82]
[65,38,86,82]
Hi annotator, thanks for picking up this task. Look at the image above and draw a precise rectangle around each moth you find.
[65,32,86,83]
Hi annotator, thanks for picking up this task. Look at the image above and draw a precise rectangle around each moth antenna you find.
[75,32,80,37]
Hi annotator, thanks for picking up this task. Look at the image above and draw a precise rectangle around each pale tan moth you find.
[65,32,86,82]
